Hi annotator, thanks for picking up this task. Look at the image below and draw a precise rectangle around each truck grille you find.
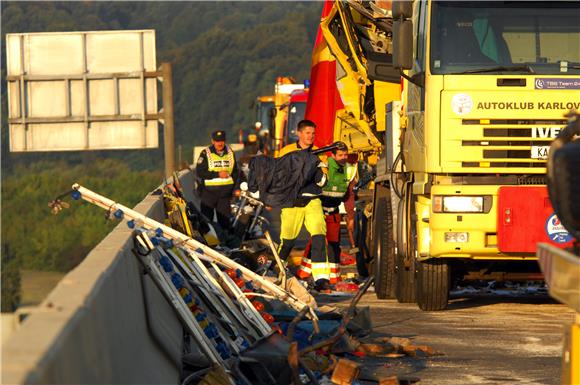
[459,119,567,169]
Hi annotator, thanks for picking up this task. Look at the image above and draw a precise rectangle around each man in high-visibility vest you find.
[298,141,358,284]
[276,120,328,282]
[196,130,238,230]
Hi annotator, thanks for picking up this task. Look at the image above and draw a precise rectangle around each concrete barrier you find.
[2,171,197,385]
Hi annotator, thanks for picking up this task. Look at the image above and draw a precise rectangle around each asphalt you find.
[321,291,575,385]
[252,198,573,384]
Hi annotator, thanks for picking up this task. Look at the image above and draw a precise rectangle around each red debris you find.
[261,312,275,324]
[340,252,356,266]
[252,300,265,312]
[335,281,359,293]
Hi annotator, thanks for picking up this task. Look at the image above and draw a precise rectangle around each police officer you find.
[276,120,328,283]
[196,130,238,230]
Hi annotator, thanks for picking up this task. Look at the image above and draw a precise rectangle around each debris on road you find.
[52,183,440,384]
[330,359,360,385]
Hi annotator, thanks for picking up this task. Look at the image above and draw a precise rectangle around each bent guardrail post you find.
[71,183,320,328]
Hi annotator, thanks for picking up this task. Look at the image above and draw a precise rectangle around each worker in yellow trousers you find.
[299,141,358,284]
[276,120,328,283]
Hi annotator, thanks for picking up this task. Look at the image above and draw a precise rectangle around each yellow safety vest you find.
[204,147,235,187]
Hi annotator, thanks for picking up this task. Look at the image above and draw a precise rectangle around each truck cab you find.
[385,0,580,310]
[255,95,275,135]
[315,0,580,310]
[284,88,309,146]
[270,77,305,156]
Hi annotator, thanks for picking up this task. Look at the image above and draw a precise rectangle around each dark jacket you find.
[248,150,325,208]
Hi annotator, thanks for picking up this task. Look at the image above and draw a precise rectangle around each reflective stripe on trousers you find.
[297,244,341,283]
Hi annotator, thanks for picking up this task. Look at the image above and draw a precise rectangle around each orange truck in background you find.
[251,77,309,156]
[270,77,309,156]
[254,95,275,135]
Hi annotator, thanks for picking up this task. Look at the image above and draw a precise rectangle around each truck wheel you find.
[373,185,396,299]
[416,259,449,311]
[395,251,416,303]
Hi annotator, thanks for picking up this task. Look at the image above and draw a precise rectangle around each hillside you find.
[0,2,321,276]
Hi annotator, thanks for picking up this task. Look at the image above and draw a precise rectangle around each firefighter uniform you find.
[276,142,328,281]
[299,157,357,283]
[196,131,238,230]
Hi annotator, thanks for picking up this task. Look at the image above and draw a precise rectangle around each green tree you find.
[1,244,21,312]
[0,1,321,272]
[1,159,162,272]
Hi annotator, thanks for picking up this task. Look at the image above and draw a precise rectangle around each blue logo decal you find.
[545,213,573,244]
[535,78,580,90]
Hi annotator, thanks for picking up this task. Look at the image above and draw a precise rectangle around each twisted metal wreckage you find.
[50,182,428,385]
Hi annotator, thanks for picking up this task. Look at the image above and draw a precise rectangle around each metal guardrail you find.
[537,243,580,312]
[2,173,196,385]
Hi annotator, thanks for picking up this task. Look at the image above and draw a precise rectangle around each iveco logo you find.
[531,127,562,138]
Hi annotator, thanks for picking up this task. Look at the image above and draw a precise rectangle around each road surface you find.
[324,291,574,385]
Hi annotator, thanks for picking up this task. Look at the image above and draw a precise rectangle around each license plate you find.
[531,145,549,160]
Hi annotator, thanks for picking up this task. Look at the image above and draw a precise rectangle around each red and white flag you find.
[305,0,344,148]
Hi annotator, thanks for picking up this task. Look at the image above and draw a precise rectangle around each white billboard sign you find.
[6,30,159,152]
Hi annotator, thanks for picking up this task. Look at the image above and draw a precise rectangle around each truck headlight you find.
[433,196,484,213]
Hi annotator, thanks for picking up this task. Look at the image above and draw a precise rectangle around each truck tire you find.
[373,185,396,299]
[395,189,416,303]
[395,251,416,303]
[416,259,450,311]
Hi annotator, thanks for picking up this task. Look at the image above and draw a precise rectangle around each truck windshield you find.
[430,1,580,75]
[256,101,274,131]
[286,102,306,144]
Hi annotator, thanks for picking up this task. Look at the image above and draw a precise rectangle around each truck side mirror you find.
[393,20,413,70]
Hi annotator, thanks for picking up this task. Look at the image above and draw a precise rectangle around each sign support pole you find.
[161,62,176,178]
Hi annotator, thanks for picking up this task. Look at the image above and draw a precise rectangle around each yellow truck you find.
[321,0,580,310]
[269,77,307,156]
[252,77,307,156]
[255,95,275,135]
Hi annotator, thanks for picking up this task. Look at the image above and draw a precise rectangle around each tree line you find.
[1,2,321,309]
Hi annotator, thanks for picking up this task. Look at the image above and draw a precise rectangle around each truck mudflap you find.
[497,186,574,252]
